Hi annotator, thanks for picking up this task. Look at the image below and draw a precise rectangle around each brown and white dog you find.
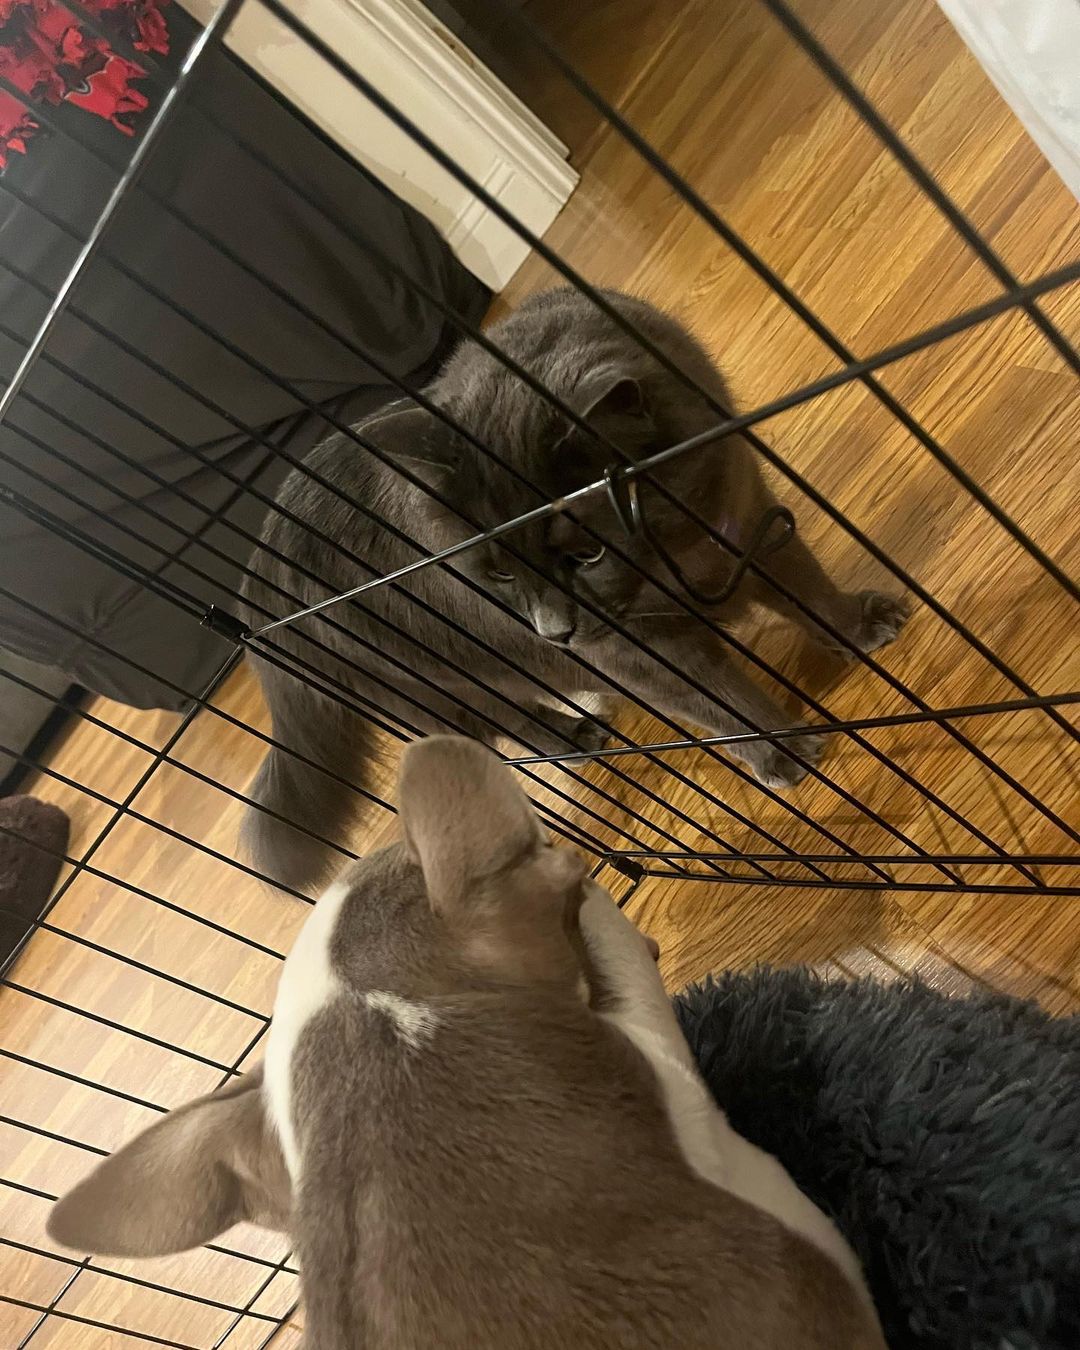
[49,737,885,1349]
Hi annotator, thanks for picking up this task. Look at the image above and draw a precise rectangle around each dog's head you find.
[48,737,655,1257]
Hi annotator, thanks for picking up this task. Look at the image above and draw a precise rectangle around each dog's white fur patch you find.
[264,879,351,1180]
[364,990,438,1050]
[578,887,872,1306]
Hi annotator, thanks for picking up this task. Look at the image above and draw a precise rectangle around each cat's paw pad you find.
[749,732,824,789]
[855,590,910,654]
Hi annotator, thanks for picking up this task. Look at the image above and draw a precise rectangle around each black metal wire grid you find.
[0,0,1077,1341]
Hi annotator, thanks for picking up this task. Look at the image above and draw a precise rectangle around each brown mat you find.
[0,796,70,970]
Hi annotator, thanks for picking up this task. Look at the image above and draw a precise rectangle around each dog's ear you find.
[48,1068,289,1257]
[364,403,454,492]
[398,736,546,914]
[398,737,586,982]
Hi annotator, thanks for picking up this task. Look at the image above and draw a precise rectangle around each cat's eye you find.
[488,568,514,583]
[570,544,606,567]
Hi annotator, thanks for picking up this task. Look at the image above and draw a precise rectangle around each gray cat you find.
[241,288,908,889]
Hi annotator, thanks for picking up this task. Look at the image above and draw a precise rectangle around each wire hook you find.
[602,461,796,609]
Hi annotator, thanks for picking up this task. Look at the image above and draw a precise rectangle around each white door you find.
[935,0,1080,201]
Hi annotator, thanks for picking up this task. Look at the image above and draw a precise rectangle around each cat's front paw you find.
[855,590,910,654]
[815,590,911,659]
[745,731,825,789]
[570,716,612,755]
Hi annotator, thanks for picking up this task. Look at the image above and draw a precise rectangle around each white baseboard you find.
[182,0,578,288]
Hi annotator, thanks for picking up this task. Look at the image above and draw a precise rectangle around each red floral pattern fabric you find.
[0,0,169,169]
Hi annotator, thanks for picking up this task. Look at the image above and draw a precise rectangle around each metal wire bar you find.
[253,1303,300,1350]
[639,871,1080,897]
[211,1249,294,1349]
[0,1050,171,1115]
[609,850,1080,866]
[2,981,241,1073]
[0,1117,107,1157]
[508,689,1080,762]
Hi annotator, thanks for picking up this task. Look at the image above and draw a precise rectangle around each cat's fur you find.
[241,289,907,890]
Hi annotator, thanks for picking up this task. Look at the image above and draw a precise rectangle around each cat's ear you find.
[582,372,647,422]
[567,370,654,467]
[364,403,454,492]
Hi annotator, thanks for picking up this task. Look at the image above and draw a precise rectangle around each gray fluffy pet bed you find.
[674,968,1080,1350]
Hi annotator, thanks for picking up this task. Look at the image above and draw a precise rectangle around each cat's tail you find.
[242,657,379,894]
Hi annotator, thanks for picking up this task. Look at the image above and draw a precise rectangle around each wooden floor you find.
[2,0,1079,1343]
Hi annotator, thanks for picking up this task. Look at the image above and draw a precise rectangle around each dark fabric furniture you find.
[0,6,489,710]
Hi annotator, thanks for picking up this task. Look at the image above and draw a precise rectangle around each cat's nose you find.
[531,604,576,645]
[539,621,575,645]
